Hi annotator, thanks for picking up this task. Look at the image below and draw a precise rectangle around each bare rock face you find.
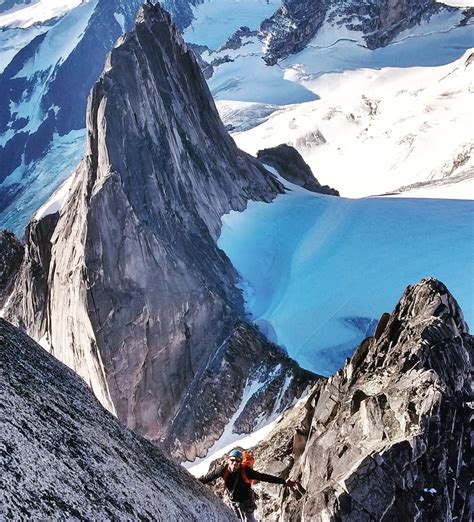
[242,278,472,521]
[4,213,58,338]
[4,3,302,461]
[168,321,319,461]
[257,144,339,196]
[0,230,23,308]
[0,318,236,521]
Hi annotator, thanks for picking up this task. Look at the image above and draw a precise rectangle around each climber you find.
[199,448,298,521]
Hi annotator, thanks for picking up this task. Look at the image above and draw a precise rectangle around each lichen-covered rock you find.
[244,278,472,521]
[0,318,237,521]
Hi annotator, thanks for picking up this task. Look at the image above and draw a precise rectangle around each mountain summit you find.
[4,2,313,461]
[234,278,473,520]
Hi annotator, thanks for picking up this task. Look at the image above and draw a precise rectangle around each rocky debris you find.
[257,144,340,196]
[234,278,473,521]
[4,2,294,461]
[0,230,23,308]
[0,318,236,521]
[260,0,466,65]
[168,321,319,461]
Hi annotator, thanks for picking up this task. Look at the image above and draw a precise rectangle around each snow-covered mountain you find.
[1,3,473,519]
[1,0,472,235]
[0,0,142,234]
[194,1,474,198]
[233,50,474,197]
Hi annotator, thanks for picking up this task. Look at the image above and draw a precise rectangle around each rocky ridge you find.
[0,318,236,521]
[181,0,472,93]
[169,321,318,461]
[224,278,473,521]
[3,2,314,462]
[257,144,340,195]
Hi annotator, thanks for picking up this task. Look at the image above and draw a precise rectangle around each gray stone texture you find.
[257,144,340,195]
[0,318,237,521]
[3,3,313,463]
[238,278,472,521]
[0,230,23,308]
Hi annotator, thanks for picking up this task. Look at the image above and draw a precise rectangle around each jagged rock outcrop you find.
[0,230,23,308]
[260,0,468,65]
[5,213,58,338]
[257,144,339,196]
[3,3,314,462]
[233,278,472,521]
[0,318,236,520]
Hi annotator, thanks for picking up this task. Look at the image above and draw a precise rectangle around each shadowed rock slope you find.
[0,318,236,521]
[257,144,339,195]
[4,3,315,461]
[0,230,23,308]
[234,278,473,521]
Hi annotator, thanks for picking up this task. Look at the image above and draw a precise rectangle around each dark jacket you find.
[199,463,285,503]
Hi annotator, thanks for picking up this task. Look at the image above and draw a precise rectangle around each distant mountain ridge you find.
[260,0,469,64]
[1,0,472,234]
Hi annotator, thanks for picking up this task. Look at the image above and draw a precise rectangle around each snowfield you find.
[218,172,474,376]
[231,49,474,199]
[0,0,85,28]
[183,0,280,50]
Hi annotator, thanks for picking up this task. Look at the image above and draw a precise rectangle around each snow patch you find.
[185,418,278,477]
[35,171,75,220]
[114,12,125,33]
[186,394,308,478]
[202,377,266,454]
[441,1,474,6]
[0,0,85,28]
